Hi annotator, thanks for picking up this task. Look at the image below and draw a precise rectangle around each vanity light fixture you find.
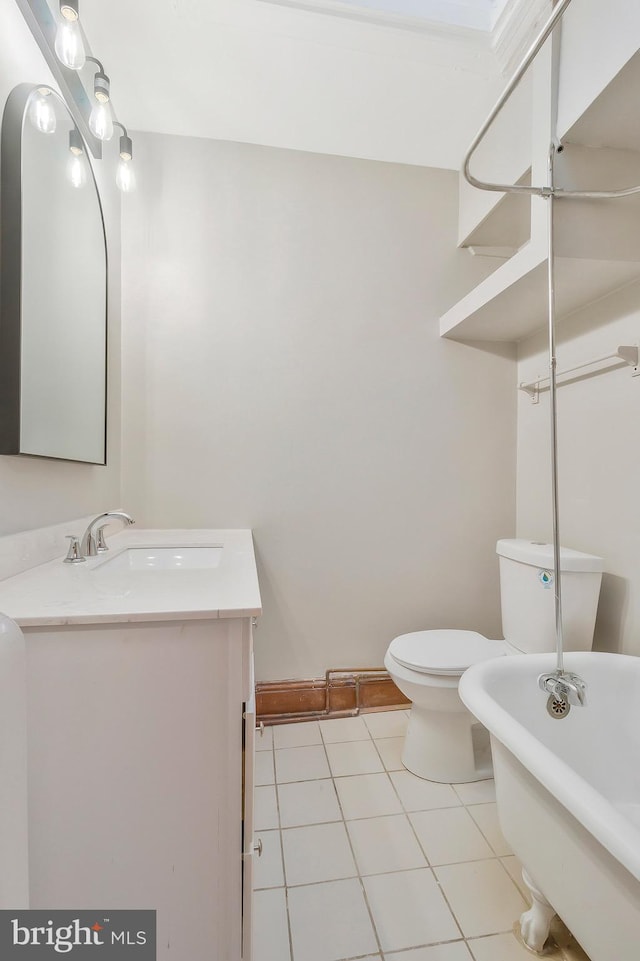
[114,122,135,192]
[27,87,56,134]
[87,57,114,141]
[67,128,87,188]
[54,0,87,71]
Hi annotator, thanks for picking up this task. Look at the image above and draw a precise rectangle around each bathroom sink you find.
[95,546,223,573]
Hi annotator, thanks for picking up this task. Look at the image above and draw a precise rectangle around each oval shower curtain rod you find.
[459,0,629,711]
[463,0,640,200]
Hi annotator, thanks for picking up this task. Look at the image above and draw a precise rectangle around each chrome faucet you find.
[79,511,135,558]
[538,670,587,717]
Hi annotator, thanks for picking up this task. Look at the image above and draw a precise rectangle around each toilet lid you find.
[389,630,505,676]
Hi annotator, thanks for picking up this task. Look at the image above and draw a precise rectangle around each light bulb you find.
[89,69,113,141]
[89,101,114,141]
[68,152,87,188]
[68,129,86,187]
[116,158,135,192]
[28,89,56,134]
[54,18,86,70]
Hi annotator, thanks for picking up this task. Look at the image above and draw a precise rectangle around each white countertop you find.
[0,528,262,627]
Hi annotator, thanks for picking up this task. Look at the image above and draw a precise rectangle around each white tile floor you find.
[252,710,590,961]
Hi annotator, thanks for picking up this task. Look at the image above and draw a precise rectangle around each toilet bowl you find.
[385,630,505,783]
[385,539,604,783]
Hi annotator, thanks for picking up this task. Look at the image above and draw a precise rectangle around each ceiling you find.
[76,0,549,170]
[259,0,512,33]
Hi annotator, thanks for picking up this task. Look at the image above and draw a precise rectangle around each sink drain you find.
[547,695,570,718]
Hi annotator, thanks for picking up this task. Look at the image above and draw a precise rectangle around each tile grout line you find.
[277,722,468,950]
[401,769,533,944]
[322,721,478,958]
[319,720,387,961]
[366,726,473,947]
[382,760,468,948]
[257,854,528,893]
[461,804,535,911]
[271,731,295,961]
[270,720,385,960]
[366,727,533,951]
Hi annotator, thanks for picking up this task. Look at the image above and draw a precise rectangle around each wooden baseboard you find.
[256,670,410,724]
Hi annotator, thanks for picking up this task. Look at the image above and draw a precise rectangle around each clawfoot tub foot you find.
[519,868,557,953]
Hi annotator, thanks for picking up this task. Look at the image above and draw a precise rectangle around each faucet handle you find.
[95,525,109,552]
[64,535,86,564]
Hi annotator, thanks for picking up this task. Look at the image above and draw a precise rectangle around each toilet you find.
[385,539,603,783]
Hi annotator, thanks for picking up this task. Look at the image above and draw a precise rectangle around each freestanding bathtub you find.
[459,651,640,961]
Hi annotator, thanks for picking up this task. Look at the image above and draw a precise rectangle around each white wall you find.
[0,0,121,537]
[121,132,517,680]
[517,280,640,656]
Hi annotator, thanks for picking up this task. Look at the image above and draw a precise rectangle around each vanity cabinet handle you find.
[257,721,265,737]
[254,838,263,857]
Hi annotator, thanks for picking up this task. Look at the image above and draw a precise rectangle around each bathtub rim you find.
[459,651,640,882]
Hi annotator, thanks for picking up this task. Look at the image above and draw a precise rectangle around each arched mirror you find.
[0,83,107,464]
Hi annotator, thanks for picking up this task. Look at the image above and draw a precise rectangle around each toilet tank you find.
[497,539,603,654]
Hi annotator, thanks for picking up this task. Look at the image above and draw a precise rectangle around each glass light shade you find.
[116,158,135,192]
[27,91,56,134]
[89,101,114,141]
[54,19,86,70]
[68,153,87,188]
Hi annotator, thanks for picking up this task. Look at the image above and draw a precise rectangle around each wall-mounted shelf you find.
[440,239,640,342]
[557,2,640,148]
[441,2,640,346]
[460,172,532,250]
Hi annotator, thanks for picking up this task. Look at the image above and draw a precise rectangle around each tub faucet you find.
[79,511,135,558]
[538,670,587,717]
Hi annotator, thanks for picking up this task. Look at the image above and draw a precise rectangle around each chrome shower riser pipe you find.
[547,145,564,676]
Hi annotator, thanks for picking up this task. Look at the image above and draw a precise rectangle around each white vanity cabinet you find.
[242,653,257,961]
[0,527,261,961]
[23,617,253,959]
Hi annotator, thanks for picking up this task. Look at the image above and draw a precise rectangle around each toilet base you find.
[402,703,493,783]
